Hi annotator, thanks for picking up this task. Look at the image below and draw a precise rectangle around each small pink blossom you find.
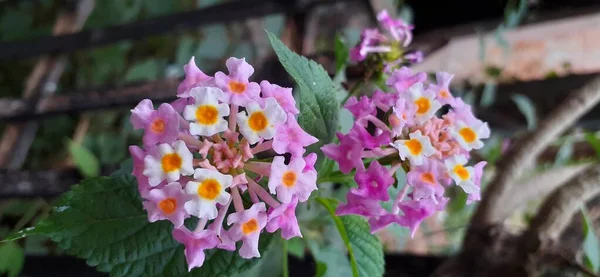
[386,67,427,94]
[129,145,157,197]
[429,72,456,106]
[227,203,268,258]
[351,161,393,201]
[266,197,302,239]
[371,90,398,110]
[173,228,220,271]
[303,153,317,173]
[344,96,376,119]
[389,98,415,136]
[407,159,445,200]
[260,80,299,115]
[377,10,414,46]
[467,161,486,204]
[348,123,390,149]
[321,133,364,174]
[395,199,437,237]
[142,182,190,228]
[214,57,261,106]
[130,100,180,147]
[268,156,317,203]
[177,57,213,97]
[337,193,387,217]
[273,115,318,157]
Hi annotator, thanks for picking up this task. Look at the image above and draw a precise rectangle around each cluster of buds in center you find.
[350,10,423,72]
[322,66,490,236]
[128,57,318,270]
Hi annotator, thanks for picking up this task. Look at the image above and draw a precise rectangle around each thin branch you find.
[524,164,600,242]
[495,163,595,220]
[468,76,600,233]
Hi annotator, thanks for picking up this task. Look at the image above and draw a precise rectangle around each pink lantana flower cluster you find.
[128,57,318,271]
[322,67,490,236]
[350,10,423,71]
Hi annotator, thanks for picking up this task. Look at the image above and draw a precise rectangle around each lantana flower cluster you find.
[350,10,423,71]
[322,67,490,236]
[128,57,318,270]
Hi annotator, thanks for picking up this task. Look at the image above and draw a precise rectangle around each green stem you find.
[342,81,365,104]
[282,238,289,277]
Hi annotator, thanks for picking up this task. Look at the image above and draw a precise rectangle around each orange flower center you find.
[229,81,247,94]
[248,111,268,132]
[196,105,219,125]
[282,171,297,187]
[415,97,431,114]
[439,89,450,98]
[241,218,259,234]
[158,198,177,214]
[151,119,165,133]
[161,153,182,172]
[420,172,435,184]
[405,139,422,155]
[197,178,221,200]
[453,165,469,180]
[459,127,477,143]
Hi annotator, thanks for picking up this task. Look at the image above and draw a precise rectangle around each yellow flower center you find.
[150,119,165,133]
[248,111,268,132]
[405,139,422,155]
[241,218,259,235]
[439,89,450,98]
[420,172,435,185]
[415,97,431,115]
[197,178,221,200]
[161,153,182,172]
[453,165,469,180]
[459,127,477,143]
[282,171,297,187]
[229,81,247,94]
[195,105,219,125]
[158,198,177,214]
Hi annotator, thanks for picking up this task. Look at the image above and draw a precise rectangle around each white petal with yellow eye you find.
[450,120,490,151]
[444,155,474,184]
[391,130,435,166]
[236,98,286,144]
[408,83,441,124]
[184,169,232,219]
[183,87,230,137]
[143,141,193,186]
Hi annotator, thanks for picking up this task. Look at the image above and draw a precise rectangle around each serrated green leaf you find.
[68,139,100,178]
[584,132,600,161]
[266,31,339,155]
[23,174,272,277]
[316,198,385,277]
[511,94,537,130]
[582,207,600,273]
[0,241,24,277]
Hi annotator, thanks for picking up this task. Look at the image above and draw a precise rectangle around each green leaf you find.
[511,94,537,130]
[125,59,161,82]
[315,261,328,277]
[582,207,600,273]
[23,174,272,277]
[316,198,385,277]
[334,34,349,73]
[287,237,305,259]
[584,132,600,161]
[68,139,100,178]
[0,241,24,277]
[266,31,339,154]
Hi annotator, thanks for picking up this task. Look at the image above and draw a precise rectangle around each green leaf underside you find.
[265,31,339,154]
[317,198,385,277]
[27,173,271,277]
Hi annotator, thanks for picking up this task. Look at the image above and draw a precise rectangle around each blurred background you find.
[2,0,600,276]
